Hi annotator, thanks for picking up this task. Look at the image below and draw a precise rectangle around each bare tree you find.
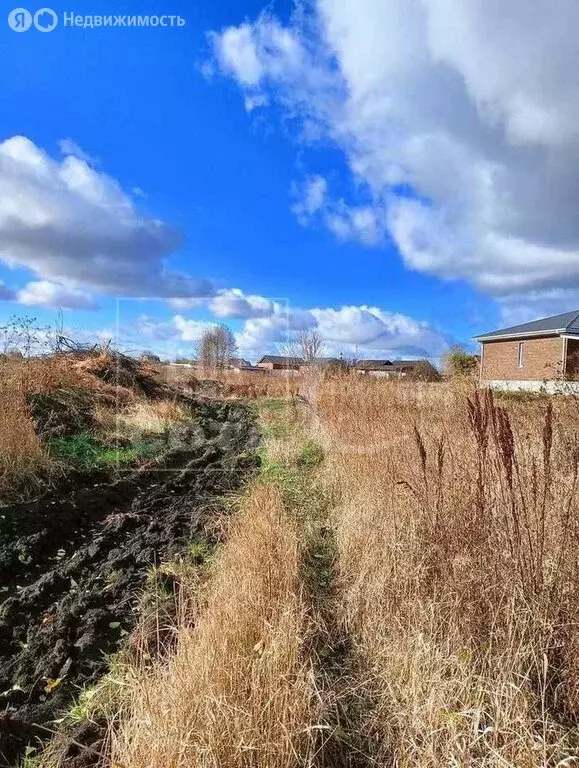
[297,329,324,364]
[198,324,238,369]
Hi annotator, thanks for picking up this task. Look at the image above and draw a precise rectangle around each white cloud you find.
[167,297,207,311]
[173,315,215,342]
[292,175,327,221]
[58,138,98,166]
[293,174,382,244]
[0,136,213,300]
[79,298,449,362]
[210,288,275,318]
[169,288,276,319]
[17,280,97,310]
[209,1,579,314]
[234,302,449,360]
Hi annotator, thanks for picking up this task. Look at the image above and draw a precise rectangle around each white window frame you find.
[517,341,524,369]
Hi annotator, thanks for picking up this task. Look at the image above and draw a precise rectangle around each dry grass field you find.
[99,376,579,767]
[316,376,579,766]
[4,357,579,766]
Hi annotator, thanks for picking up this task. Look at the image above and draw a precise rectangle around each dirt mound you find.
[71,351,167,400]
[27,391,96,441]
[0,400,259,767]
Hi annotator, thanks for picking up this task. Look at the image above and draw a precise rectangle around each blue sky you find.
[1,0,577,361]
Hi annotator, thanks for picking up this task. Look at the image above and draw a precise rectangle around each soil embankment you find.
[0,399,259,766]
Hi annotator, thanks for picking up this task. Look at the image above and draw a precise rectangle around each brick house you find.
[256,355,304,372]
[474,310,579,392]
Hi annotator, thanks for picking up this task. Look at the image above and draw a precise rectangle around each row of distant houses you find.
[147,308,579,392]
[257,356,438,378]
[162,354,437,379]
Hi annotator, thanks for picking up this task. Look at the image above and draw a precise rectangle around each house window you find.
[517,341,524,369]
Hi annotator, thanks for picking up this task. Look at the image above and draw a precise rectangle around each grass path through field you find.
[259,397,375,768]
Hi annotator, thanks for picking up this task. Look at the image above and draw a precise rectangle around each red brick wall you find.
[481,336,564,381]
[566,339,579,377]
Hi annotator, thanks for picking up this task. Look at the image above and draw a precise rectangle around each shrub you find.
[444,346,479,377]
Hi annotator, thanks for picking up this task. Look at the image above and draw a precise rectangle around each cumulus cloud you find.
[168,288,276,318]
[173,315,216,342]
[209,0,579,314]
[0,136,213,300]
[234,302,449,360]
[58,138,98,166]
[100,298,449,362]
[17,280,97,310]
[210,288,275,318]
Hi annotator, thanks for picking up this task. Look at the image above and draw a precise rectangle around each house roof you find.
[474,310,579,341]
[229,357,252,368]
[390,360,423,369]
[257,355,304,365]
[355,359,393,370]
[355,359,429,371]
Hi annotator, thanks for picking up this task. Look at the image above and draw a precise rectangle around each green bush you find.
[444,346,479,377]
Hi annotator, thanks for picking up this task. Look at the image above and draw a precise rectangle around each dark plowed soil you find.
[0,400,259,767]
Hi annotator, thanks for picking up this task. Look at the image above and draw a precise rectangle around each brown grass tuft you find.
[107,482,316,768]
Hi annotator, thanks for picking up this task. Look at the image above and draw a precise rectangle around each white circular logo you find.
[8,8,32,31]
[33,7,57,31]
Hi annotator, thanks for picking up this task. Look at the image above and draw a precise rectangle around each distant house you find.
[474,310,579,392]
[228,357,263,373]
[228,357,251,369]
[354,359,393,376]
[354,359,436,379]
[257,355,304,372]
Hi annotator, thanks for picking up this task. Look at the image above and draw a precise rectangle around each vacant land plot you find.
[3,364,579,767]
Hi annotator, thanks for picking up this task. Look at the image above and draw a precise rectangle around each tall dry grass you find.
[314,377,579,766]
[107,482,317,768]
[0,356,82,495]
[161,364,302,400]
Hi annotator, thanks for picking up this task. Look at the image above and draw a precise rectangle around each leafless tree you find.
[198,324,238,369]
[297,329,324,363]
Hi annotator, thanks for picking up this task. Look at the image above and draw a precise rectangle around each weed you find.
[47,434,155,471]
[297,438,324,468]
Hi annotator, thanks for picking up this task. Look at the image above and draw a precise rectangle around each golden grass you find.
[0,356,85,495]
[160,364,302,400]
[96,399,189,438]
[22,372,579,766]
[106,482,316,768]
[313,377,579,766]
[0,374,47,494]
[0,351,182,495]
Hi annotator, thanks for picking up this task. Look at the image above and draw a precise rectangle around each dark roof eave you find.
[474,328,565,342]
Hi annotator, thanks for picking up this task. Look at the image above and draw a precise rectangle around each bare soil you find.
[0,399,259,766]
